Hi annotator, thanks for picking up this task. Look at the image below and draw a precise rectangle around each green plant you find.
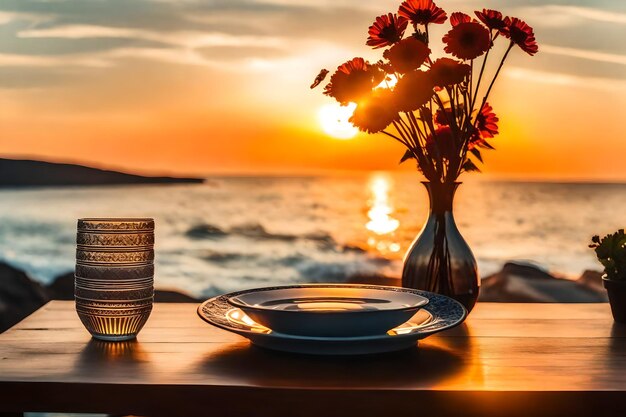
[590,229,626,280]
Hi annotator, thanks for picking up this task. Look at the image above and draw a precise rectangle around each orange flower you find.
[393,70,434,111]
[350,90,399,133]
[367,13,408,49]
[398,0,447,26]
[324,58,384,105]
[383,37,431,73]
[475,102,498,138]
[429,57,470,87]
[475,9,507,33]
[449,12,471,27]
[443,21,490,60]
[504,17,538,56]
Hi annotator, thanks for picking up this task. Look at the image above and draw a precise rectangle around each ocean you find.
[1,173,624,299]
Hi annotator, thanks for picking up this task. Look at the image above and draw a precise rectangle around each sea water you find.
[1,173,624,298]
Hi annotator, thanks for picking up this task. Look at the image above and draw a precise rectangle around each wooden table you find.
[1,301,626,417]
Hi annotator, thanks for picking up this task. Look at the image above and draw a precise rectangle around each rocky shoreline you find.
[0,261,607,333]
[0,158,203,187]
[0,262,201,333]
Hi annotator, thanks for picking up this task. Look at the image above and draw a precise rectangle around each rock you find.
[577,270,605,293]
[47,272,75,300]
[0,262,49,333]
[202,250,251,263]
[186,224,227,239]
[480,261,608,303]
[154,289,200,303]
[498,261,558,280]
[341,244,367,254]
[0,259,613,335]
[47,272,200,303]
[346,273,401,287]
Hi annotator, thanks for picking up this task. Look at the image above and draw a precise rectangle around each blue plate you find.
[228,284,429,337]
[198,285,466,355]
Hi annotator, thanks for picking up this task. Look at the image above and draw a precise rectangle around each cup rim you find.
[78,217,154,222]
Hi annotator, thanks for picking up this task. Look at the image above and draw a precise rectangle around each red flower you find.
[467,132,483,150]
[383,37,431,73]
[367,14,408,49]
[375,61,395,74]
[324,58,384,105]
[504,17,538,56]
[426,126,456,159]
[443,21,490,60]
[350,90,399,133]
[475,9,507,33]
[450,12,471,27]
[429,57,470,87]
[398,0,447,26]
[434,107,453,126]
[475,102,499,138]
[393,70,434,111]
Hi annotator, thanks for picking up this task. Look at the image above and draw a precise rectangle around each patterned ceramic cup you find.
[75,218,154,341]
[76,232,155,249]
[75,248,155,266]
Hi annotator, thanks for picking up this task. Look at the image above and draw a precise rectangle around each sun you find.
[318,102,358,140]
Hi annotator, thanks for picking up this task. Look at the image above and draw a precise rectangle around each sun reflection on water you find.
[366,173,401,255]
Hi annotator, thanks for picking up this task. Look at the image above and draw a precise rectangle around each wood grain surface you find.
[1,301,625,416]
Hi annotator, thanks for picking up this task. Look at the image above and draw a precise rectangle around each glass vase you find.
[402,182,479,313]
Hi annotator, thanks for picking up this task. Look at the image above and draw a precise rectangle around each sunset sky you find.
[0,0,625,179]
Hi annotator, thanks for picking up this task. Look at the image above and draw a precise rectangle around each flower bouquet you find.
[312,0,538,312]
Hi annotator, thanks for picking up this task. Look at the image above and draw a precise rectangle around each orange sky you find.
[0,0,625,180]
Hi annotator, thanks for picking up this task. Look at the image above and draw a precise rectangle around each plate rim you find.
[197,284,467,343]
[227,283,429,315]
[221,307,436,342]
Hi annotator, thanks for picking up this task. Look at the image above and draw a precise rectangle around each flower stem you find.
[477,42,514,119]
[469,42,490,116]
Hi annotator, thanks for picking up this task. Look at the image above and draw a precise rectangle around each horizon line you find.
[2,154,625,185]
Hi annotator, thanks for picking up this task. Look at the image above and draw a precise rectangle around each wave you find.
[201,250,258,264]
[230,223,298,241]
[186,222,338,246]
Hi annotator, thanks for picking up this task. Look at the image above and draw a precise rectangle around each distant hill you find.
[0,158,204,187]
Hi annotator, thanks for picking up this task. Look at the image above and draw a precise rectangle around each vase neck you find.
[423,181,459,214]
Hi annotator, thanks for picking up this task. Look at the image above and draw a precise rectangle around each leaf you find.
[462,158,481,173]
[592,229,626,279]
[310,69,329,89]
[479,140,496,150]
[411,30,429,45]
[470,148,483,163]
[399,149,415,164]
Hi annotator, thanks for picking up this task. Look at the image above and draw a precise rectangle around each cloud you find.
[0,0,369,77]
[17,24,287,49]
[538,5,626,25]
[1,0,625,91]
[505,67,626,92]
[18,24,139,39]
[0,52,110,67]
[196,45,287,61]
[541,44,626,66]
[517,4,626,28]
